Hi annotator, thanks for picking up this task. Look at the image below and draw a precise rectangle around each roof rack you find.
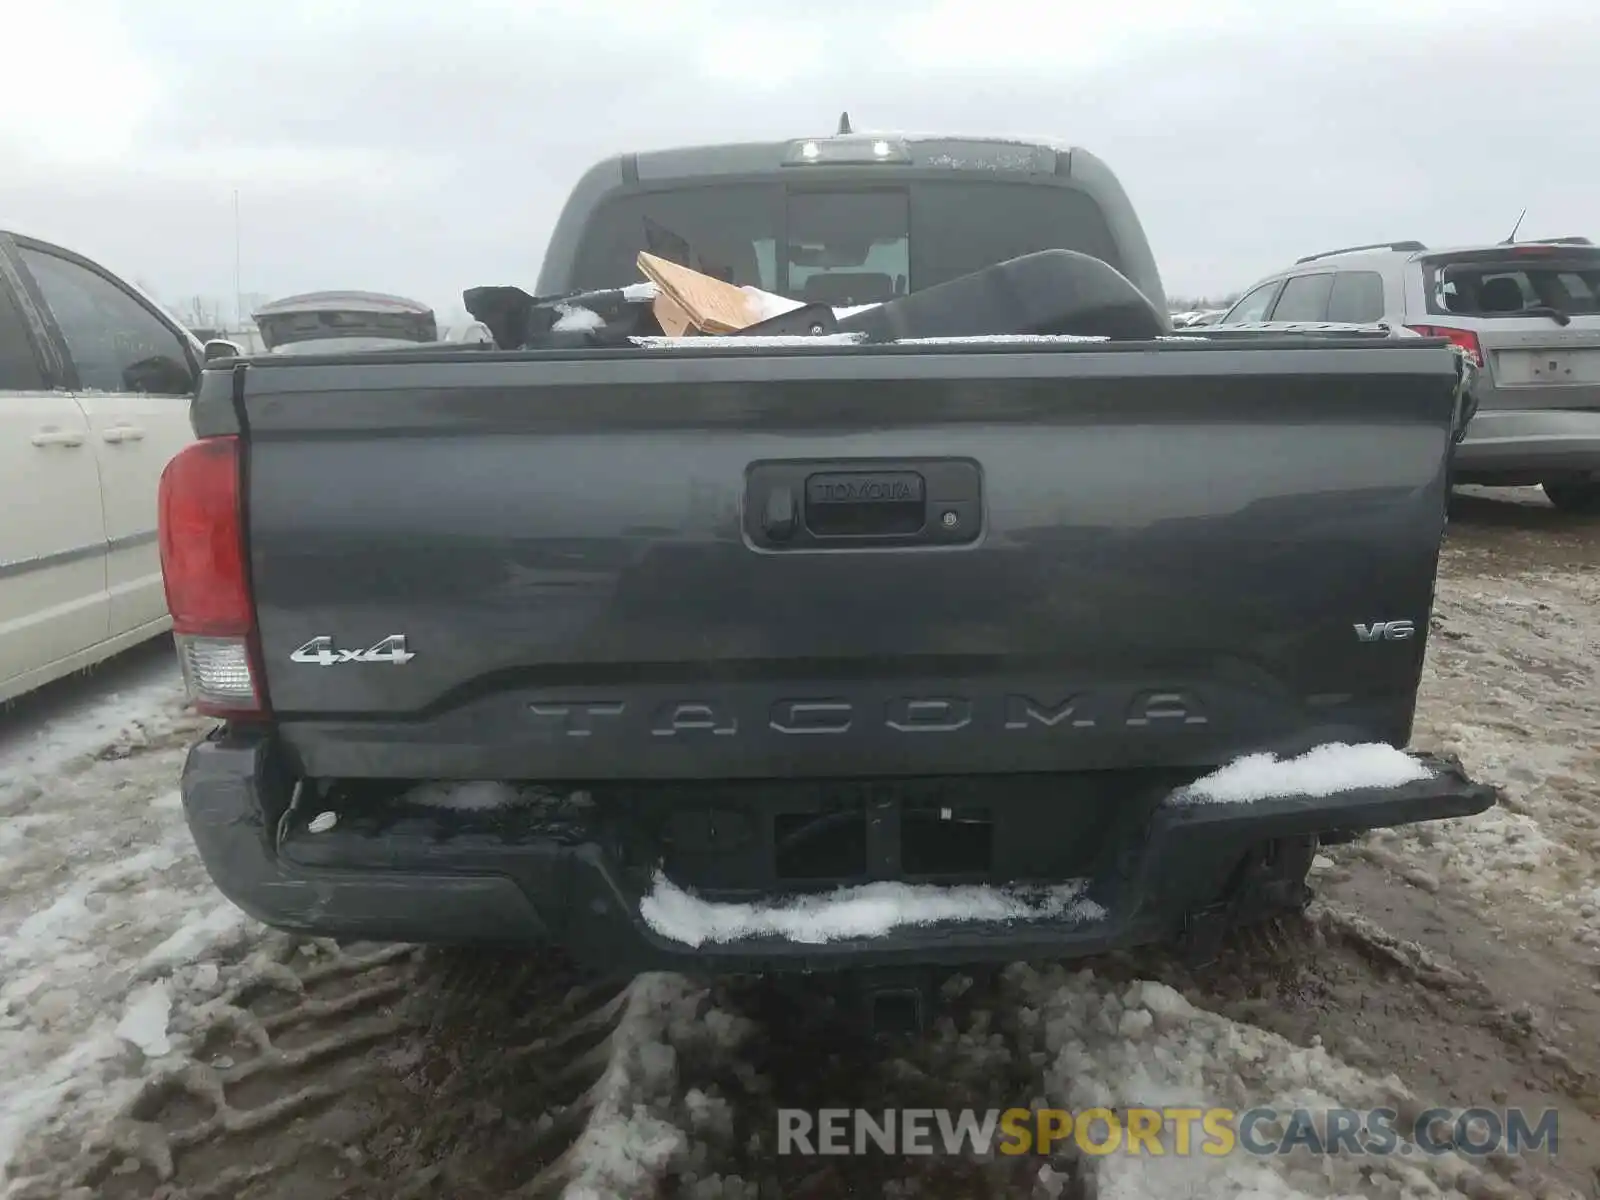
[1295,240,1427,264]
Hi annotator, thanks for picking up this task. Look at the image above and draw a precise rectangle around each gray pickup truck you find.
[166,131,1494,990]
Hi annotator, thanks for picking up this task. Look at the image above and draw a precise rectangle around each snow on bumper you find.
[639,874,1107,949]
[179,731,1498,974]
[1167,741,1435,806]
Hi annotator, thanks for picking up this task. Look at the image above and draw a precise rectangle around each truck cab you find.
[535,131,1169,314]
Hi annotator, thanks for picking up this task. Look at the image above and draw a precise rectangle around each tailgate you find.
[234,340,1462,781]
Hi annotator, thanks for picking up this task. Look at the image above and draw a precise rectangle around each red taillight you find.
[1406,324,1483,368]
[157,437,266,716]
[159,438,249,634]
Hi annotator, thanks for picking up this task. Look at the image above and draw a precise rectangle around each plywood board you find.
[651,290,694,337]
[636,252,763,334]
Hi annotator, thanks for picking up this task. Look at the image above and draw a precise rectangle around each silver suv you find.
[1221,238,1600,513]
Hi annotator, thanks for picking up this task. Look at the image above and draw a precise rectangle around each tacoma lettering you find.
[886,697,972,733]
[531,689,1212,736]
[770,699,853,734]
[1004,693,1096,730]
[528,701,624,737]
[652,701,737,737]
[1123,690,1208,727]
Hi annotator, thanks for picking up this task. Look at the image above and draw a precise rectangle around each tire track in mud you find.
[12,909,1581,1200]
[666,970,1079,1199]
[371,952,647,1199]
[11,937,420,1200]
[19,939,1076,1198]
[388,962,1085,1198]
[10,942,629,1200]
[20,942,749,1200]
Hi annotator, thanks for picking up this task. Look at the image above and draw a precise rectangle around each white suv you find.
[0,231,202,703]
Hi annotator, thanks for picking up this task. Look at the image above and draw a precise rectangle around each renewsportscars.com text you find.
[776,1106,1559,1158]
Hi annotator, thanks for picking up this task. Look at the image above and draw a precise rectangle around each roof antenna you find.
[837,111,852,135]
[1501,208,1527,245]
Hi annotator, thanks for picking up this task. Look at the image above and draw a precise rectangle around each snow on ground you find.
[0,662,184,782]
[557,974,758,1200]
[1368,554,1599,919]
[1004,966,1507,1199]
[640,873,1104,947]
[0,651,257,1192]
[111,983,172,1059]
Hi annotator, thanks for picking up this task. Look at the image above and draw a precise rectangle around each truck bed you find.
[212,335,1461,785]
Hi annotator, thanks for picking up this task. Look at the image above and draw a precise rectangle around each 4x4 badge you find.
[289,634,414,666]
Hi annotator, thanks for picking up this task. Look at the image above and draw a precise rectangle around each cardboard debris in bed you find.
[651,289,696,338]
[636,251,769,335]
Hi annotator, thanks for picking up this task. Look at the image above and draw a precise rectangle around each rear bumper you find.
[1453,408,1600,481]
[181,730,1497,974]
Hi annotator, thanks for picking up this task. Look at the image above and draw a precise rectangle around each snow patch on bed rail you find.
[740,288,881,321]
[552,304,605,332]
[1169,742,1434,806]
[1202,319,1399,335]
[639,874,1104,947]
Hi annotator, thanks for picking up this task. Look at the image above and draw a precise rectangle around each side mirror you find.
[203,339,244,363]
[123,355,199,396]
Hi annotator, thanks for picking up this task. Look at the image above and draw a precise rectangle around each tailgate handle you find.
[744,458,981,550]
[763,485,797,540]
[805,471,926,537]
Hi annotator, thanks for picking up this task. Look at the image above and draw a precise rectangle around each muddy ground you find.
[3,487,1595,1200]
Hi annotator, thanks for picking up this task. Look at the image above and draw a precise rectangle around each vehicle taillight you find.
[157,436,267,717]
[1406,325,1483,368]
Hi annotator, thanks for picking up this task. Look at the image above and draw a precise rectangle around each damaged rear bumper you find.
[181,730,1497,975]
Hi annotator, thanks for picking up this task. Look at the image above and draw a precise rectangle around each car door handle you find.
[102,424,147,443]
[31,427,86,448]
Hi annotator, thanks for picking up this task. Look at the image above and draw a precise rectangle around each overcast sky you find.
[6,0,1596,322]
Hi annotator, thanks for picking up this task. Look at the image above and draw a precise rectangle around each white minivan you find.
[0,230,204,704]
